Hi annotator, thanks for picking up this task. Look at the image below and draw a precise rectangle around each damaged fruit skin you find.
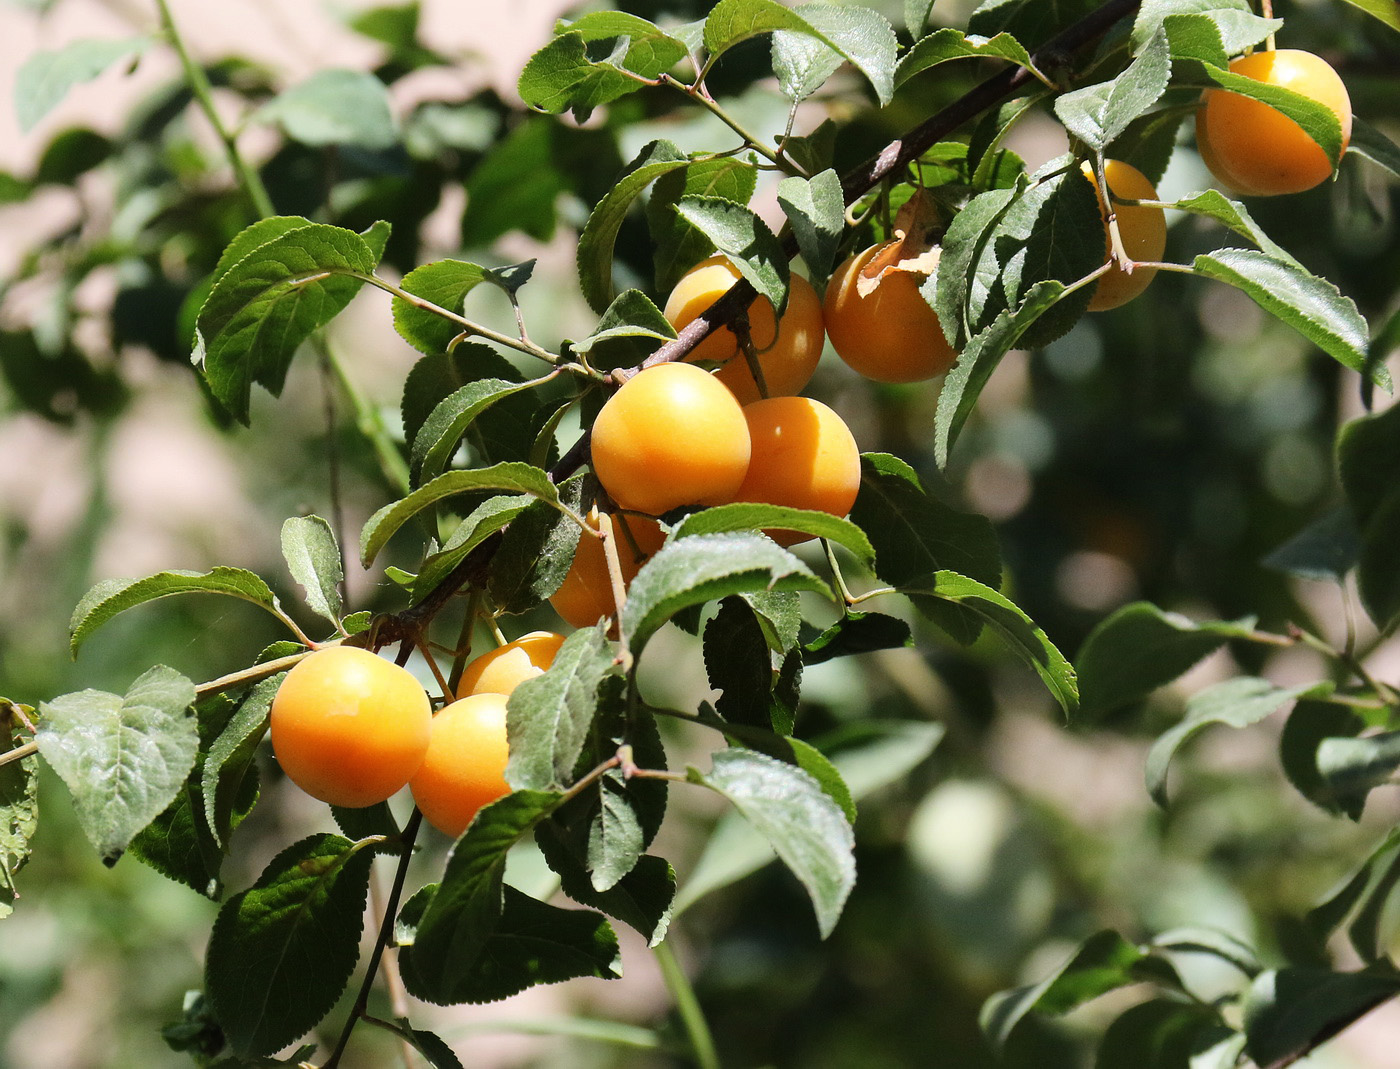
[823,242,958,383]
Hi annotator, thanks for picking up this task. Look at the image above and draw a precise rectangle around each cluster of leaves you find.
[3,0,1400,1065]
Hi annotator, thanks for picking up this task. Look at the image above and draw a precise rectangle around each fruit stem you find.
[193,650,314,697]
[596,512,632,634]
[322,810,424,1069]
[413,637,453,703]
[154,0,275,220]
[653,939,721,1069]
[661,74,791,172]
[351,272,564,366]
[822,539,858,606]
[0,741,37,770]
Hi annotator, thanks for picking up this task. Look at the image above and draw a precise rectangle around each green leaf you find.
[0,708,39,919]
[537,819,675,945]
[202,674,280,851]
[648,157,758,296]
[620,533,829,654]
[896,28,1039,88]
[981,930,1180,1052]
[571,290,677,372]
[506,627,615,791]
[1337,0,1400,30]
[1168,189,1298,264]
[559,12,689,79]
[1307,828,1400,962]
[392,260,489,356]
[941,159,1101,350]
[674,196,789,314]
[360,463,557,566]
[400,790,564,1002]
[1243,968,1400,1069]
[1349,118,1400,179]
[905,0,938,35]
[701,0,895,106]
[1093,1000,1223,1069]
[15,36,148,133]
[673,503,874,563]
[37,666,197,864]
[704,597,780,730]
[934,183,1020,349]
[486,476,584,614]
[1129,0,1250,54]
[771,5,898,106]
[206,834,374,1055]
[412,494,535,603]
[1053,28,1170,151]
[1317,732,1400,822]
[1280,699,1369,819]
[933,280,1067,467]
[69,567,282,657]
[411,377,542,484]
[848,453,1001,644]
[1197,60,1346,167]
[1076,602,1261,721]
[259,69,397,149]
[687,748,855,938]
[576,140,689,313]
[517,32,652,122]
[1262,507,1359,584]
[280,516,342,626]
[1338,403,1400,631]
[1152,927,1262,978]
[1146,677,1326,807]
[194,222,383,423]
[675,722,941,915]
[904,573,1079,718]
[802,612,912,665]
[776,170,844,280]
[1192,249,1379,385]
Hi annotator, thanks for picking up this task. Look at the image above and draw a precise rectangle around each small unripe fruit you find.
[270,646,431,808]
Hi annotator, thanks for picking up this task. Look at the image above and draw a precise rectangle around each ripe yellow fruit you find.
[270,646,431,808]
[409,693,511,837]
[457,631,565,699]
[1195,49,1352,197]
[1082,160,1167,312]
[823,243,958,383]
[731,396,862,546]
[664,254,826,404]
[590,362,752,515]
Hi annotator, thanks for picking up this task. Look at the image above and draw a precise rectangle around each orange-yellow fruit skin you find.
[550,513,666,628]
[1081,160,1167,312]
[590,362,752,515]
[1195,49,1352,197]
[823,246,957,383]
[664,255,826,405]
[732,396,862,546]
[409,693,511,838]
[456,631,566,699]
[270,646,431,808]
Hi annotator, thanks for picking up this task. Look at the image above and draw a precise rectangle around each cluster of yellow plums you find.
[265,47,1350,836]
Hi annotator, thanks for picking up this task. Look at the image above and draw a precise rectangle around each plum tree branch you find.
[547,0,1144,484]
[377,0,1146,645]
